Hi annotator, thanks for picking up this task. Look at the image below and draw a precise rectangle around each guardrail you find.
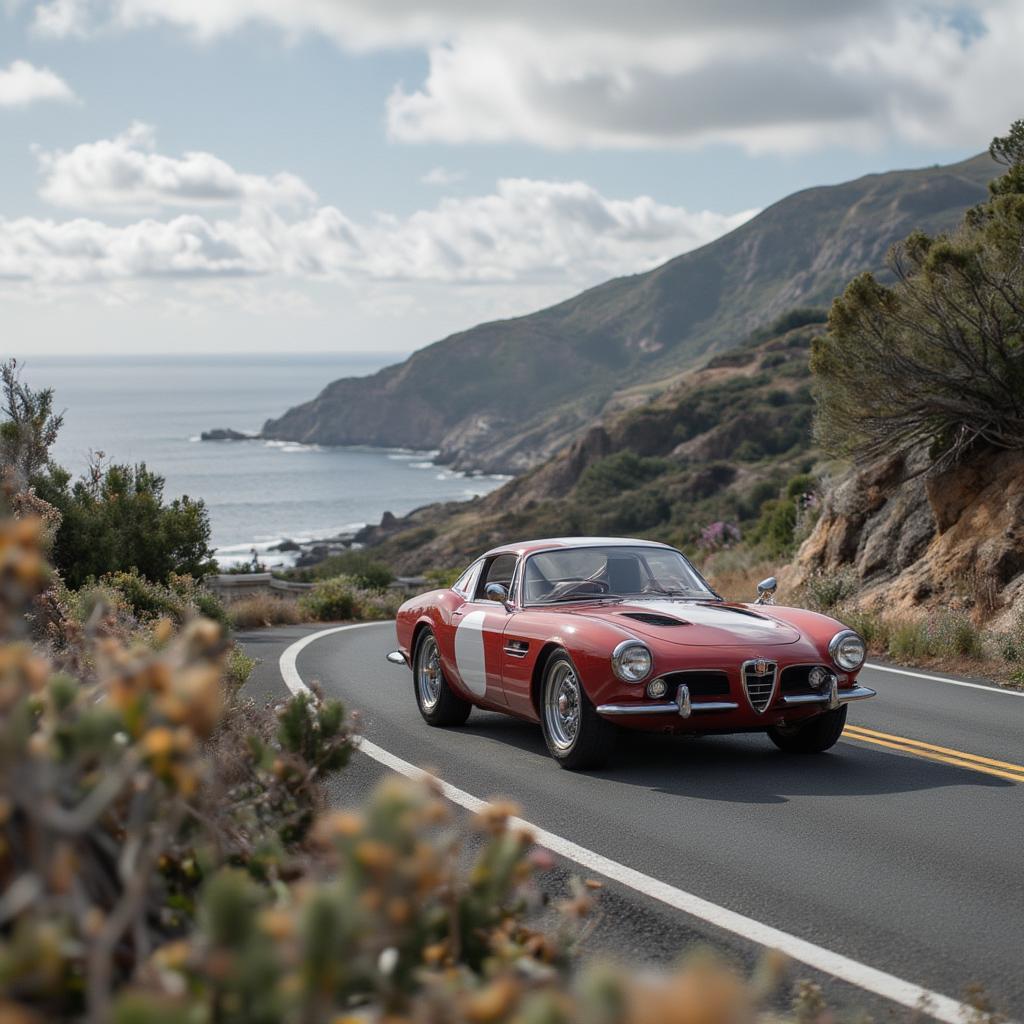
[205,573,428,602]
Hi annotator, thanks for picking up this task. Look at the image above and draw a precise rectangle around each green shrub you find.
[746,497,796,556]
[575,451,669,502]
[35,459,215,588]
[74,569,229,630]
[836,606,889,650]
[225,646,257,689]
[300,576,403,622]
[287,550,394,589]
[301,576,358,620]
[996,611,1024,662]
[926,611,984,659]
[424,566,462,588]
[800,567,859,613]
[813,121,1024,467]
[888,619,931,661]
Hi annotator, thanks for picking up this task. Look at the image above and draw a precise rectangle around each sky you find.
[1,0,1021,356]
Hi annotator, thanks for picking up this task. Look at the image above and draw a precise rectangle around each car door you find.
[448,553,518,707]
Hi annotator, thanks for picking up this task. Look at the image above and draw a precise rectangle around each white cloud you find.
[1,174,755,286]
[35,123,318,212]
[421,166,465,187]
[31,0,91,36]
[0,59,76,107]
[21,0,1024,152]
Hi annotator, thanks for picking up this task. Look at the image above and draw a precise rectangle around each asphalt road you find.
[240,622,1024,1020]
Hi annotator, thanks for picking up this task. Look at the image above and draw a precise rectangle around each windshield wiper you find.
[543,593,623,604]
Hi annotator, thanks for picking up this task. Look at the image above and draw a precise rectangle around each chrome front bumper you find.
[597,681,876,719]
[386,650,408,666]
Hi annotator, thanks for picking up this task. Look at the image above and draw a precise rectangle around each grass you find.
[784,567,1021,688]
[228,593,306,629]
[703,548,778,604]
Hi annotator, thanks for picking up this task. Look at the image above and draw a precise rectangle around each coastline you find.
[209,443,511,570]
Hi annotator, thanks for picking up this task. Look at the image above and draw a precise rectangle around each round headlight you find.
[612,641,653,682]
[829,630,865,671]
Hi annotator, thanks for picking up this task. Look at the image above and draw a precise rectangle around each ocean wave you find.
[263,440,323,453]
[214,521,368,568]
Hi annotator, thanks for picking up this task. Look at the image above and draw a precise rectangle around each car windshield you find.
[523,545,717,605]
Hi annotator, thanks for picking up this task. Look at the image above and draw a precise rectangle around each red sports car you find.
[387,537,875,769]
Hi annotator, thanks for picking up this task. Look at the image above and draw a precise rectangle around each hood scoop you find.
[619,611,689,627]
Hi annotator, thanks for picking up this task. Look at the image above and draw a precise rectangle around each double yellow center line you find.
[843,725,1024,783]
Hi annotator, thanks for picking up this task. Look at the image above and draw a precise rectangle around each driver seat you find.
[606,555,643,594]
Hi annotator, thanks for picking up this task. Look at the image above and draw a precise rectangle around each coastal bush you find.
[300,576,403,622]
[575,451,670,502]
[301,575,360,620]
[745,474,821,559]
[834,606,889,650]
[35,458,216,588]
[286,549,394,589]
[425,566,462,588]
[229,593,306,629]
[813,120,1024,468]
[888,618,931,661]
[800,567,859,613]
[73,568,229,630]
[926,611,984,659]
[996,611,1024,662]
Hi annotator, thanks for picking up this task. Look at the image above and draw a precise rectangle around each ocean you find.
[25,353,507,568]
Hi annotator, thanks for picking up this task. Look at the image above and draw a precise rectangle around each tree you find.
[812,119,1024,467]
[0,359,64,490]
[35,457,216,588]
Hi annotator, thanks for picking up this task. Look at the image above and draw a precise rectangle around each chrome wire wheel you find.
[416,634,442,711]
[543,659,581,751]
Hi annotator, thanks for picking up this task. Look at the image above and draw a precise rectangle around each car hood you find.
[566,600,802,647]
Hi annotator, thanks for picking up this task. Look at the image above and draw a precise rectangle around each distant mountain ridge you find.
[263,153,996,474]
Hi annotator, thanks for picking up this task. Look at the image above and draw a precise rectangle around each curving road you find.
[241,622,1024,1021]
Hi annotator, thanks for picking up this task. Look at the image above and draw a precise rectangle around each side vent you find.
[620,612,688,627]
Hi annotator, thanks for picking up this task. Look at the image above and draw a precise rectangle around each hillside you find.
[263,153,996,474]
[356,311,826,574]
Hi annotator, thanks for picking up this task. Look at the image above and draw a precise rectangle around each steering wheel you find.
[550,578,610,600]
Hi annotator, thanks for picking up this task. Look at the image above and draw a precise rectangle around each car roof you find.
[481,536,675,559]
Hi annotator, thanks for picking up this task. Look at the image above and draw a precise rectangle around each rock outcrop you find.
[786,447,1024,625]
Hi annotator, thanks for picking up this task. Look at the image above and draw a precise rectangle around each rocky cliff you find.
[785,446,1024,626]
[263,154,996,474]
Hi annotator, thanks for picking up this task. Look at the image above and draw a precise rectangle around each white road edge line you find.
[864,662,1023,697]
[280,624,975,1024]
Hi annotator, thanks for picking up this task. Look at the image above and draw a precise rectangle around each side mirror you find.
[755,577,778,605]
[485,582,511,609]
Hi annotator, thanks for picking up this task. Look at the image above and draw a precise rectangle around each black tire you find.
[412,629,472,727]
[538,650,617,770]
[767,705,848,753]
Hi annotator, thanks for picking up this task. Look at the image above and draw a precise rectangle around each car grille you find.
[742,660,777,712]
[662,671,730,697]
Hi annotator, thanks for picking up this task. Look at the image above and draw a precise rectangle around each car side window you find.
[452,559,483,598]
[474,553,518,600]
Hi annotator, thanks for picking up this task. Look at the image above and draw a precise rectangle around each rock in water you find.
[201,428,253,441]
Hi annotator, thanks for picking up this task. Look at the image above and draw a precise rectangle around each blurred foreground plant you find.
[2,506,835,1024]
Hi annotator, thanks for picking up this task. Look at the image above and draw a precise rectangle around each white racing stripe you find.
[865,662,1024,697]
[279,624,981,1024]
